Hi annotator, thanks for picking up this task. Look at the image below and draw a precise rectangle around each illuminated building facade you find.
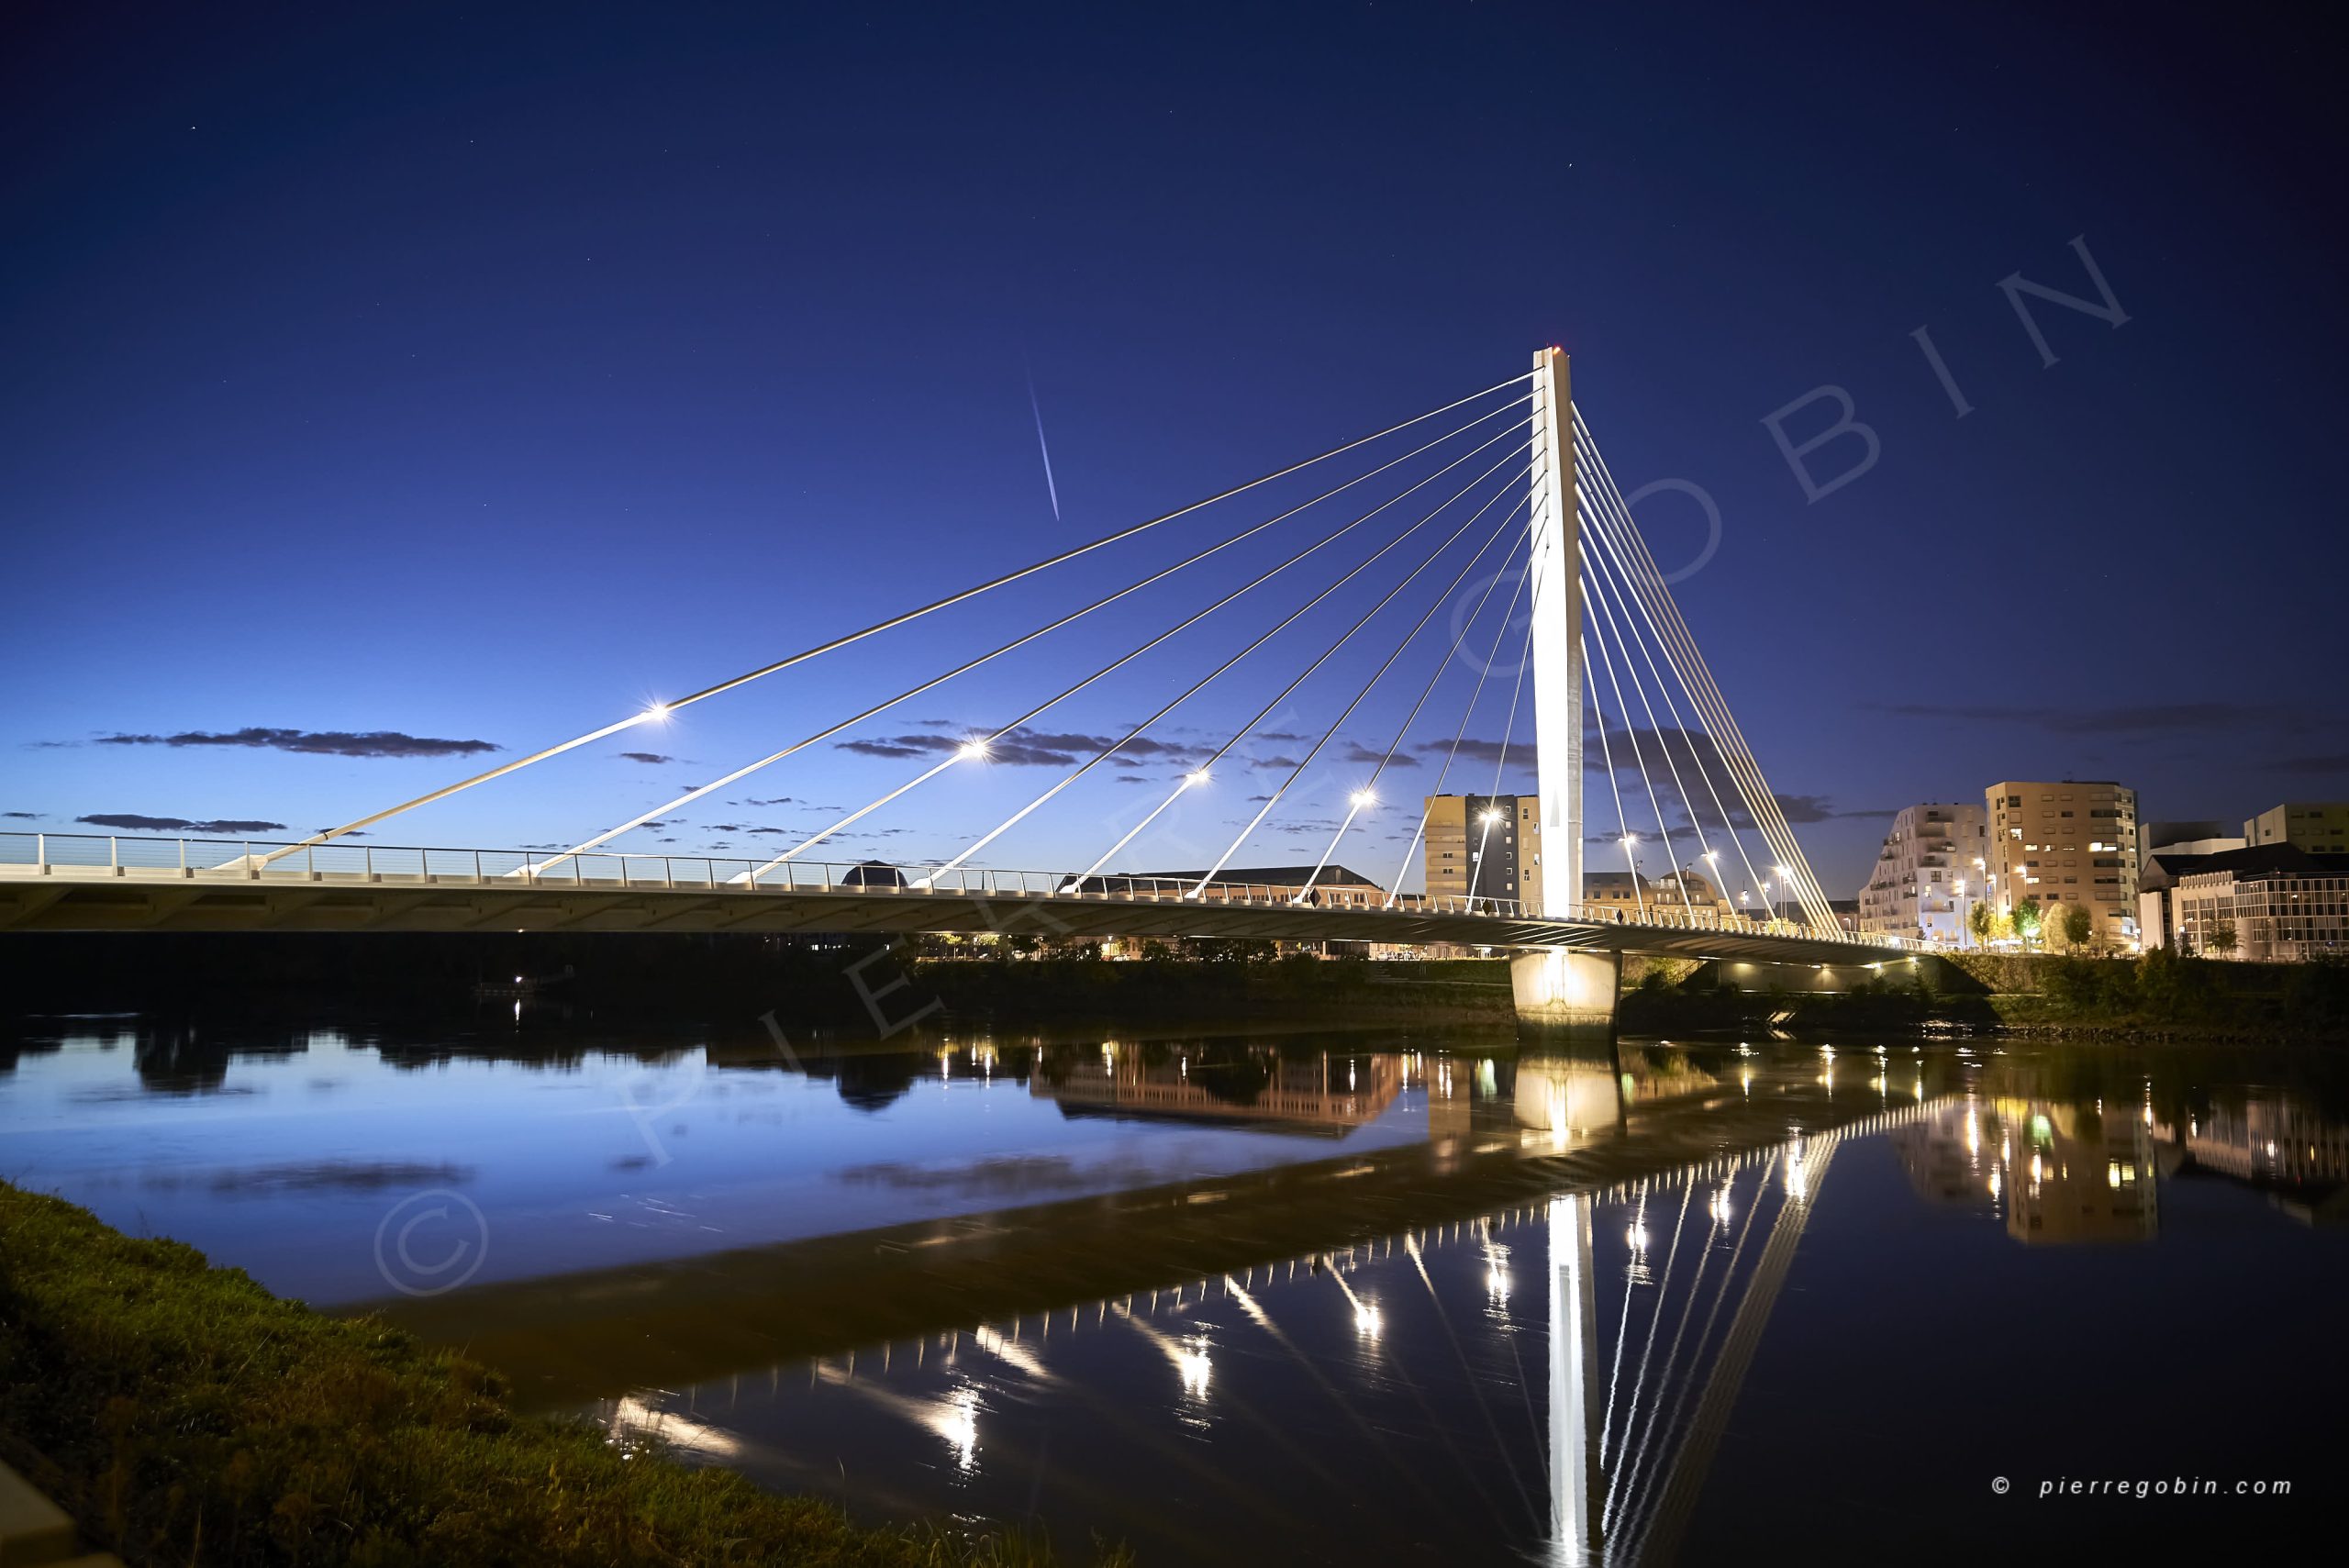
[1421,793,1543,908]
[1857,802,1988,945]
[1986,779,2140,948]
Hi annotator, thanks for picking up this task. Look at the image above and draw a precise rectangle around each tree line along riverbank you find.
[3,933,2343,1040]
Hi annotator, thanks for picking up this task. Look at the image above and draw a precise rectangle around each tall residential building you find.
[1856,803,1988,945]
[1422,794,1543,909]
[1987,780,2140,948]
[2243,802,2349,854]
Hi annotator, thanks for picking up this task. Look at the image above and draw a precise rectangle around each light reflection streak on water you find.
[577,1099,2032,1568]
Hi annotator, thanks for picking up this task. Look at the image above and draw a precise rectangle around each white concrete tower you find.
[1527,347,1582,914]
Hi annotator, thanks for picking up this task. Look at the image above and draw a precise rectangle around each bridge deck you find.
[0,832,1912,966]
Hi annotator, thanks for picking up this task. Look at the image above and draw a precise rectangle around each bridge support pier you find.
[1509,948,1620,1040]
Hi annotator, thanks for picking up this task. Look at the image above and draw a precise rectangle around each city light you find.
[1351,789,1377,807]
[1481,808,1502,824]
[640,702,671,722]
[1185,769,1211,787]
[958,740,990,761]
[1176,1335,1211,1399]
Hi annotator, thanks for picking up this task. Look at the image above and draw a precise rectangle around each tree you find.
[2206,917,2238,958]
[2061,902,2095,951]
[1966,900,1994,948]
[2012,898,2043,950]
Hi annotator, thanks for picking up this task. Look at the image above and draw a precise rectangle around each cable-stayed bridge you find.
[2,350,1920,1010]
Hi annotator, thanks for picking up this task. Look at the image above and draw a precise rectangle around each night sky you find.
[6,2,2343,897]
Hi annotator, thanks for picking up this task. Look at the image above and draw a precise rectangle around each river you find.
[4,1009,2343,1562]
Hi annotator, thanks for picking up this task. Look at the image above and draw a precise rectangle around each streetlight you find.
[958,740,990,762]
[1773,863,1794,925]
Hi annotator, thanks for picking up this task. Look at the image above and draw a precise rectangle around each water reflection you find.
[1033,1040,1406,1133]
[6,1016,2349,1561]
[1894,1096,2158,1243]
[587,1106,1931,1565]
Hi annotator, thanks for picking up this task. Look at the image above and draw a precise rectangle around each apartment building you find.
[1421,794,1543,910]
[1856,802,1988,945]
[1987,780,2140,948]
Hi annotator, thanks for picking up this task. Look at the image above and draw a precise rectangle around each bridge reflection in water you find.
[563,1042,1953,1565]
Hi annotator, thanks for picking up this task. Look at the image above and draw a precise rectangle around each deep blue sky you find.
[5,1,2343,896]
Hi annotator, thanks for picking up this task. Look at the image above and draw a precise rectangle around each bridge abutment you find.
[1510,948,1620,1040]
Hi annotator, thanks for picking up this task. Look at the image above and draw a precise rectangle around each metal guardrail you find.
[0,831,1920,951]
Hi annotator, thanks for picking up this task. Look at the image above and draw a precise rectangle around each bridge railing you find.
[0,831,1929,950]
[0,832,1531,918]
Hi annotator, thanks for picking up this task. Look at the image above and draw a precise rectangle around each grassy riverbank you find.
[0,1184,1124,1568]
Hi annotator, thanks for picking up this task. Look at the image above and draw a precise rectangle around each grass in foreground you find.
[0,1183,1127,1567]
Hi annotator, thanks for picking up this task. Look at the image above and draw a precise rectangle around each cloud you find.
[1248,754,1302,770]
[836,724,1200,769]
[1698,793,1892,827]
[1341,741,1417,767]
[3,811,35,819]
[739,796,796,806]
[2276,752,2349,774]
[830,727,1082,768]
[1770,793,1894,825]
[88,728,497,759]
[837,736,960,761]
[77,813,288,834]
[1114,773,1151,784]
[618,751,676,765]
[1419,737,1530,767]
[1104,736,1198,761]
[1872,701,2295,736]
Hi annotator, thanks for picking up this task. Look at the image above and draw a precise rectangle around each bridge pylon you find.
[1526,346,1582,915]
[1514,347,1620,1033]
